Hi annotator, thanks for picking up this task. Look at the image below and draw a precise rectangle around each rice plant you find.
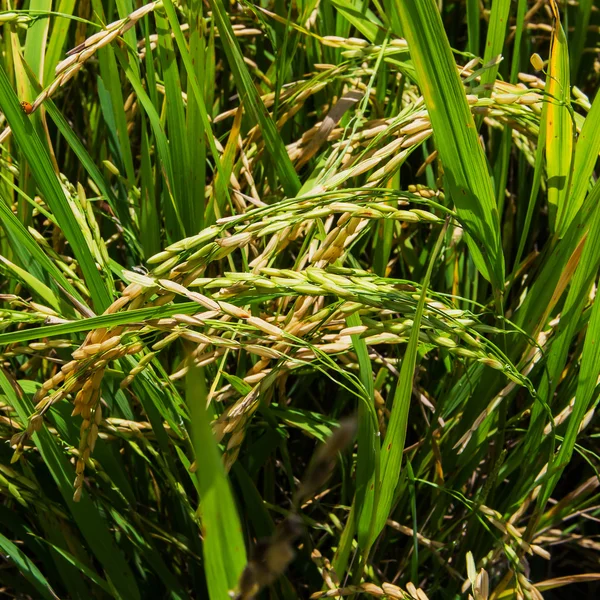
[1,1,599,598]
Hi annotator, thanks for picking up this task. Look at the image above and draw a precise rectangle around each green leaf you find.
[347,311,379,551]
[569,0,593,81]
[0,191,85,306]
[116,48,185,240]
[0,300,200,345]
[512,87,548,272]
[31,537,113,595]
[186,2,208,231]
[509,0,528,84]
[24,1,51,83]
[540,253,600,506]
[185,362,247,598]
[40,96,130,251]
[0,63,112,312]
[154,11,195,237]
[161,0,227,229]
[563,76,600,233]
[0,532,59,600]
[0,254,61,313]
[528,180,600,504]
[208,0,301,198]
[479,0,511,96]
[90,0,136,186]
[545,2,573,233]
[330,0,383,43]
[394,0,504,290]
[466,0,480,56]
[373,217,448,539]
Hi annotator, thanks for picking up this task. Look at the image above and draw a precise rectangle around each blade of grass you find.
[538,259,600,507]
[479,0,511,97]
[0,532,59,600]
[139,116,161,257]
[31,537,113,595]
[185,362,246,598]
[90,0,136,187]
[393,0,504,291]
[114,0,138,50]
[406,460,419,583]
[208,0,301,198]
[519,181,600,493]
[563,79,600,233]
[545,0,573,234]
[0,300,202,345]
[24,1,51,83]
[0,254,61,312]
[21,0,51,182]
[0,505,91,599]
[154,11,195,237]
[330,0,384,43]
[21,82,134,256]
[373,216,448,540]
[126,355,186,439]
[107,507,189,600]
[0,187,84,305]
[466,0,479,57]
[347,311,380,552]
[116,48,185,240]
[186,2,207,231]
[514,178,600,340]
[511,98,548,275]
[206,107,242,222]
[0,64,112,311]
[161,0,229,227]
[509,0,528,84]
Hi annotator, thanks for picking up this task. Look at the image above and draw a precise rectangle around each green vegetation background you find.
[0,1,599,598]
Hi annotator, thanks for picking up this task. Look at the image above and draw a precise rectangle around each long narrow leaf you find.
[546,0,573,234]
[185,363,246,598]
[374,217,448,539]
[479,0,511,96]
[394,0,504,290]
[209,0,301,198]
[0,532,58,600]
[347,311,379,551]
[0,64,112,311]
[0,194,84,305]
[563,78,600,232]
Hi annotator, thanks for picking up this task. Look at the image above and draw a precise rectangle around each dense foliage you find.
[1,1,600,598]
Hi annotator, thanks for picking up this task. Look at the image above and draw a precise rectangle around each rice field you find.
[1,1,600,598]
